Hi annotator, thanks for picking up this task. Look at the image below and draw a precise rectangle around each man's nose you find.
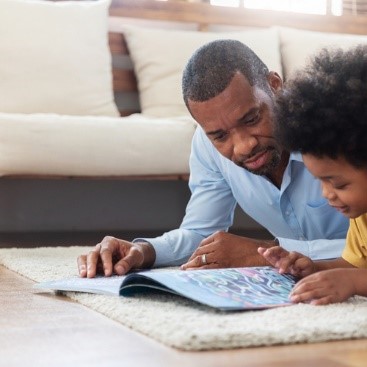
[232,130,257,157]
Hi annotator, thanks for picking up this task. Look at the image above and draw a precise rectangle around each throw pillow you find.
[279,27,367,80]
[0,0,119,116]
[123,26,282,117]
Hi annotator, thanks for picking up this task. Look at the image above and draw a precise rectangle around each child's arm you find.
[290,265,366,305]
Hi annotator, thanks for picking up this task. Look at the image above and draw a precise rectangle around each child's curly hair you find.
[275,45,367,168]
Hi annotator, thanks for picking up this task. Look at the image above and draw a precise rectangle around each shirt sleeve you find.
[134,128,238,267]
[342,216,367,268]
[278,237,346,260]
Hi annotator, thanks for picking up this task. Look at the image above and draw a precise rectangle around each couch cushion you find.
[123,26,282,117]
[279,27,367,80]
[0,113,196,176]
[0,0,119,117]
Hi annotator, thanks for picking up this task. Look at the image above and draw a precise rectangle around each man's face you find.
[303,154,367,219]
[187,72,283,177]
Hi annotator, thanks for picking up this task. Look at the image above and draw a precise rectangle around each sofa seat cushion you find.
[0,113,197,177]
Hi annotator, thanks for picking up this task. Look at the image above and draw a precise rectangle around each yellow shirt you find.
[342,213,367,268]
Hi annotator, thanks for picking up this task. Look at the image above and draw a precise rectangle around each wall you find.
[0,178,266,236]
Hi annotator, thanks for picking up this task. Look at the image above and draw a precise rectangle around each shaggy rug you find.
[1,246,367,351]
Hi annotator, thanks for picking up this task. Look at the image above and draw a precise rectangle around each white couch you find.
[2,0,367,179]
[1,0,367,232]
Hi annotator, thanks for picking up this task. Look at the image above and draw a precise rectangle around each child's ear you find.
[268,71,283,93]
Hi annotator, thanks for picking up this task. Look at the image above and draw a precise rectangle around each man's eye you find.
[244,113,260,125]
[213,133,227,142]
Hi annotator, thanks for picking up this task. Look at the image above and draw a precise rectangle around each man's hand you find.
[77,236,156,278]
[290,268,358,305]
[258,246,314,278]
[180,231,275,270]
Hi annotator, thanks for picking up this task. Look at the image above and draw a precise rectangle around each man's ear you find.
[268,71,283,93]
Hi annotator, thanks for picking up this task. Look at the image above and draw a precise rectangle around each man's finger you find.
[186,232,220,262]
[114,253,137,275]
[181,255,200,270]
[181,252,212,270]
[86,248,102,278]
[187,251,198,263]
[99,246,114,277]
[113,246,142,275]
[187,241,216,262]
[77,255,87,278]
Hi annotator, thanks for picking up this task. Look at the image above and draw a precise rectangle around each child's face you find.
[303,154,367,219]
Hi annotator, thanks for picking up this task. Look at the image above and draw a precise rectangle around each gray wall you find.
[0,178,265,235]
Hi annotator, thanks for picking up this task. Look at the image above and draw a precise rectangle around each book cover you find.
[34,266,296,311]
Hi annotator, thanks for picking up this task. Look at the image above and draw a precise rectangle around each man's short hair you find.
[182,39,270,108]
[275,45,367,167]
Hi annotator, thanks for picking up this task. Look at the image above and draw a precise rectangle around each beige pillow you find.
[123,26,282,117]
[0,0,119,117]
[279,27,367,80]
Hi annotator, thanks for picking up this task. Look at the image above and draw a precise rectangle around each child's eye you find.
[333,183,348,190]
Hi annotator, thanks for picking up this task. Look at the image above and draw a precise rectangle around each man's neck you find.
[266,151,290,189]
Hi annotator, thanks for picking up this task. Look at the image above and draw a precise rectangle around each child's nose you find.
[322,184,337,200]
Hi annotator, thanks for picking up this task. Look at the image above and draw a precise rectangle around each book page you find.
[34,275,126,296]
[121,266,296,311]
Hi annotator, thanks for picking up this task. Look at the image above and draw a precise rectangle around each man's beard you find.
[239,148,282,176]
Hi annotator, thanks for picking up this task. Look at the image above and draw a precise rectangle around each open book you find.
[34,266,296,311]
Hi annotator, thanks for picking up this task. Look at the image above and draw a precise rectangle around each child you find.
[258,45,367,305]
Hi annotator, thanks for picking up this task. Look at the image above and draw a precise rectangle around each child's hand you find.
[258,246,314,277]
[290,268,357,305]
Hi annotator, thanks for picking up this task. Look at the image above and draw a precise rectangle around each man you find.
[77,39,348,278]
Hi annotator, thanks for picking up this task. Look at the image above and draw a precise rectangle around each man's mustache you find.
[236,147,273,166]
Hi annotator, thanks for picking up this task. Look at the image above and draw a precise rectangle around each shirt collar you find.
[289,152,303,163]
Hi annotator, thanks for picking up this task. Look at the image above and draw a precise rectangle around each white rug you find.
[1,246,367,351]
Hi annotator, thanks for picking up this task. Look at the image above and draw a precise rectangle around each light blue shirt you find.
[136,127,348,267]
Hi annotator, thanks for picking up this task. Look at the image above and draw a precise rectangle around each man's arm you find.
[278,237,346,260]
[134,129,239,267]
[77,128,239,274]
